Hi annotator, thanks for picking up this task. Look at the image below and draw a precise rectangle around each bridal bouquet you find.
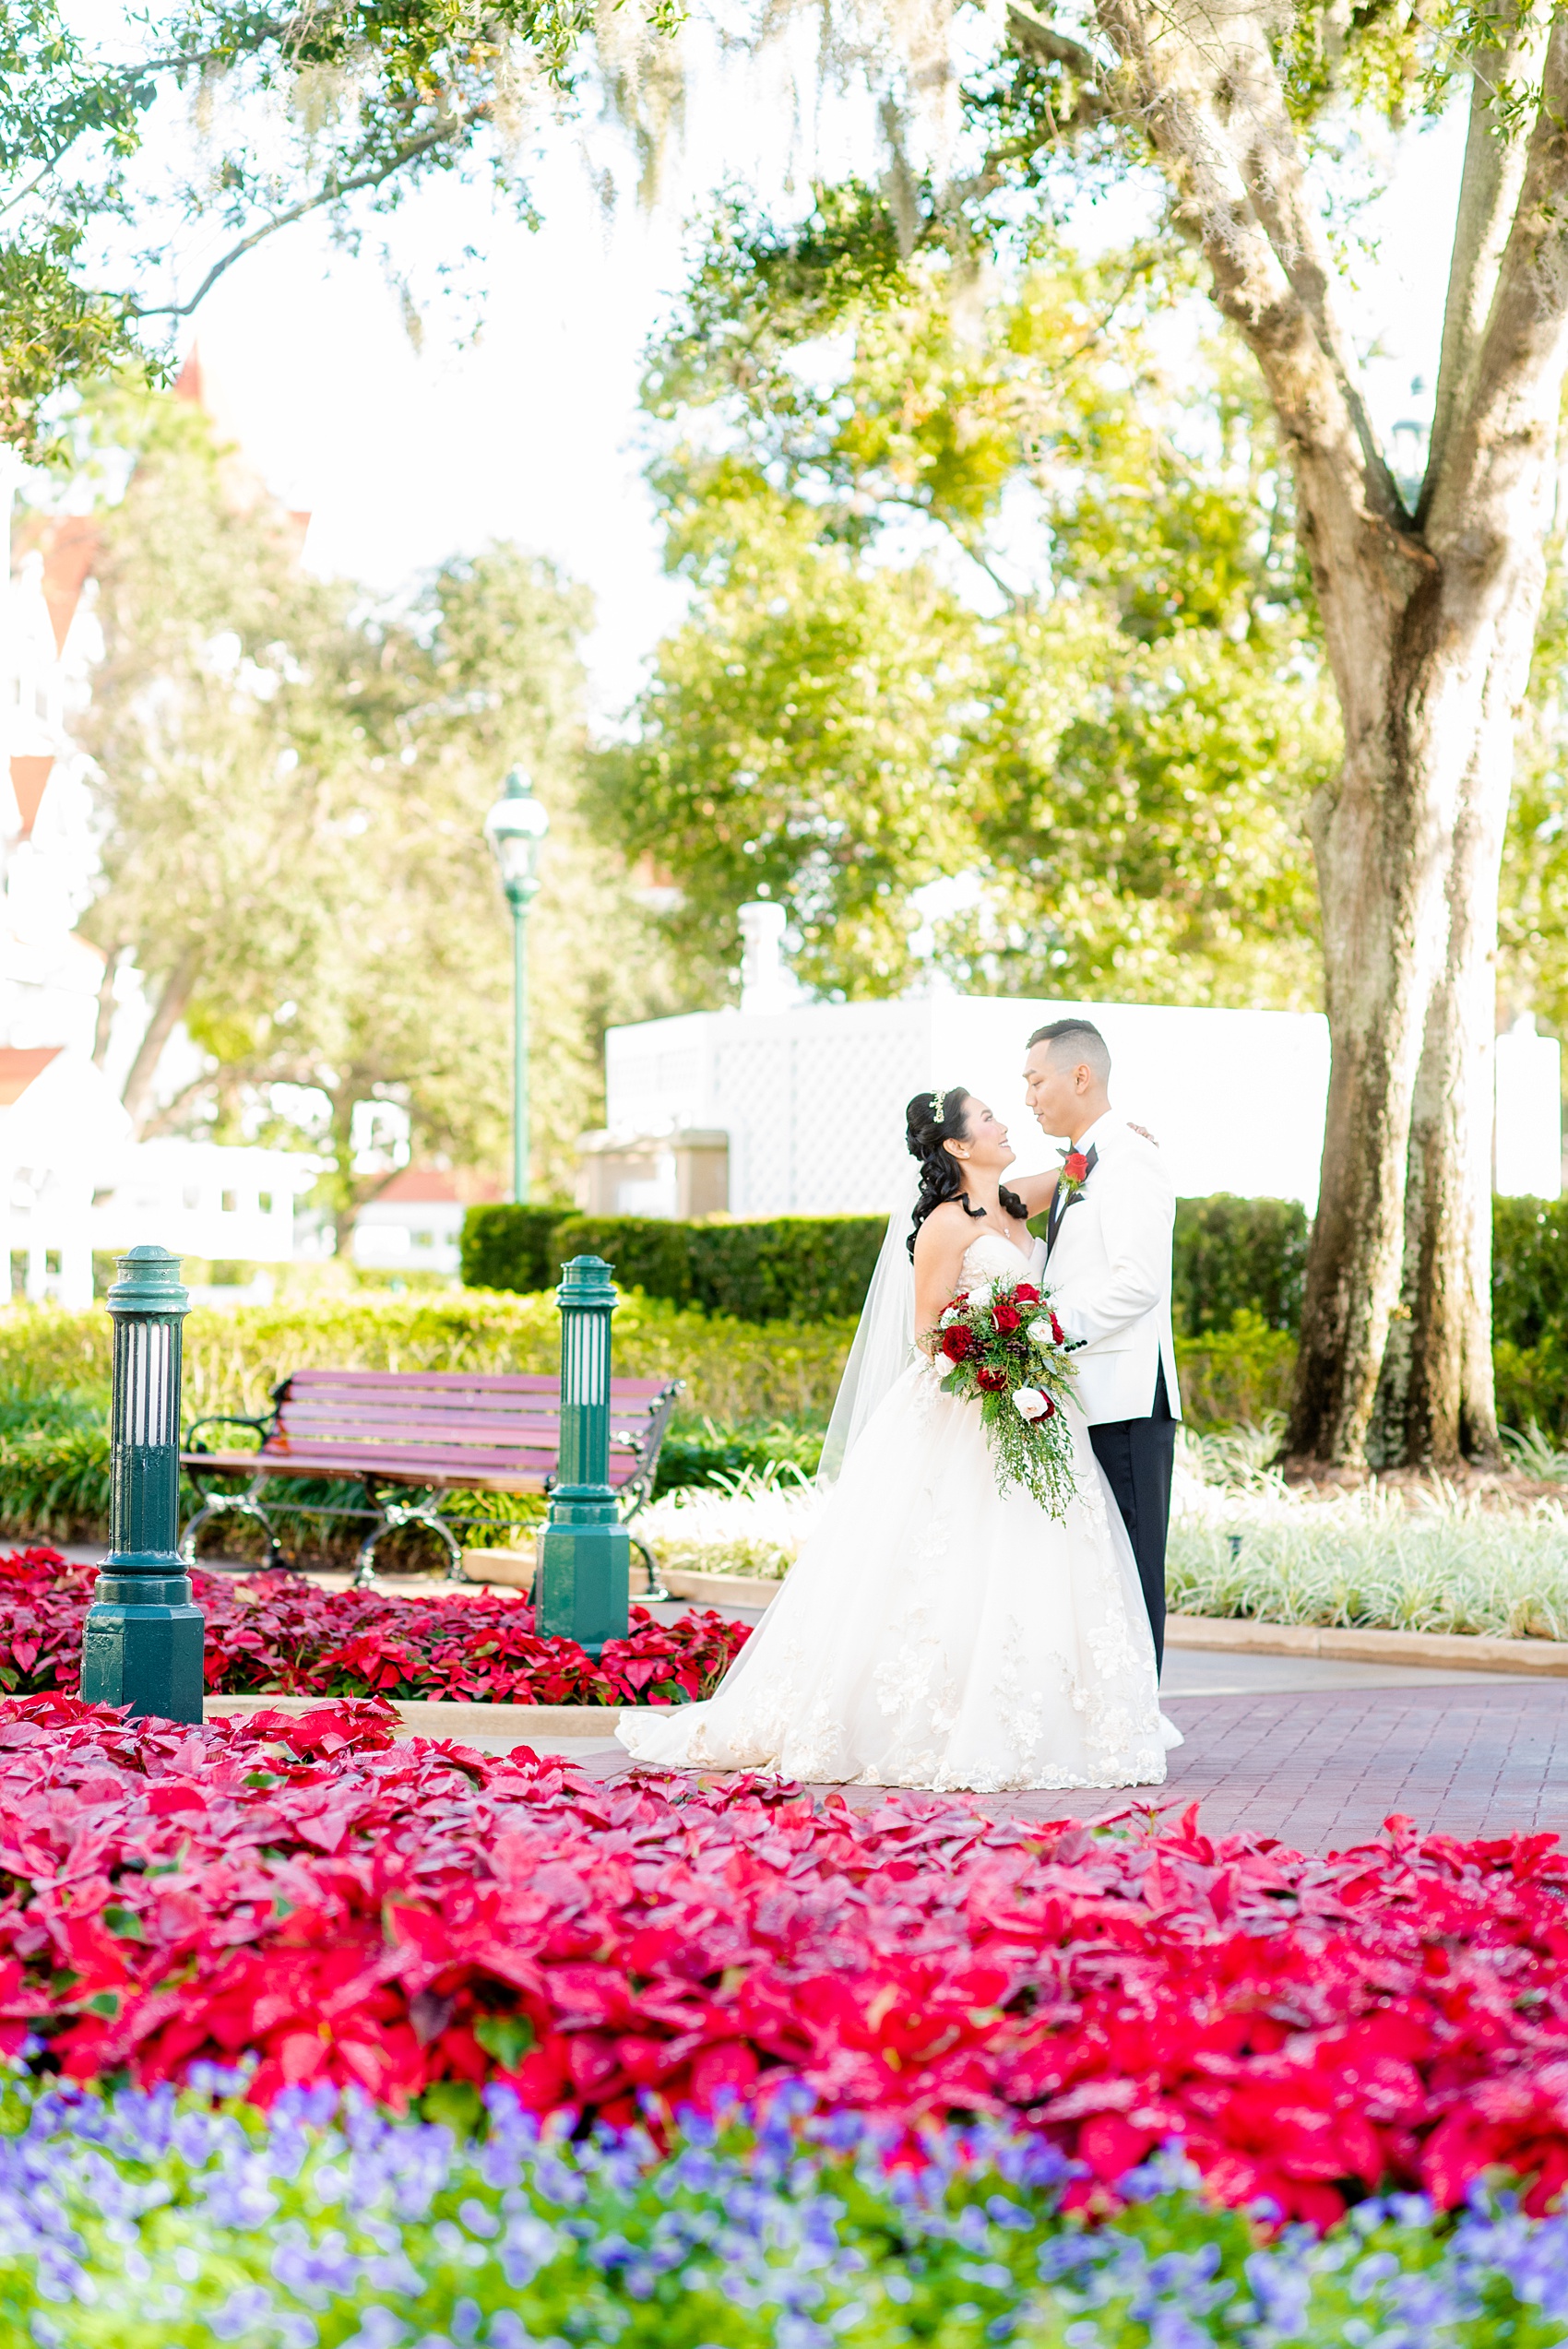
[922,1274,1084,1515]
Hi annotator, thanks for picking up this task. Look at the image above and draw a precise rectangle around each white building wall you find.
[608,992,1562,1216]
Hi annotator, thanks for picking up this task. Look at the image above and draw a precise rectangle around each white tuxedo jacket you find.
[1042,1112,1182,1427]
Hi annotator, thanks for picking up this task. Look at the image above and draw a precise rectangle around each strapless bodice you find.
[957,1229,1046,1290]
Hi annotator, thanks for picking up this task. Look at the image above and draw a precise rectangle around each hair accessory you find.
[929,1089,946,1124]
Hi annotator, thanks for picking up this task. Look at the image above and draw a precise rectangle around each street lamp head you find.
[484,765,550,903]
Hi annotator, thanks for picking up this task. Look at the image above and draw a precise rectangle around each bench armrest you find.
[184,1412,272,1455]
[616,1379,684,1523]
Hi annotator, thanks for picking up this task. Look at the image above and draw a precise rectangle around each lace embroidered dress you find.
[616,1230,1178,1793]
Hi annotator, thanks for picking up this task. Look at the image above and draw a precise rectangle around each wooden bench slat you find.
[271,1430,653,1457]
[181,1448,640,1494]
[277,1397,656,1427]
[277,1410,578,1441]
[181,1365,680,1568]
[280,1368,671,1400]
[267,1419,649,1452]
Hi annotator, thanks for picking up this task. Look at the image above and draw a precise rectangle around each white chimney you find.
[738,900,791,1015]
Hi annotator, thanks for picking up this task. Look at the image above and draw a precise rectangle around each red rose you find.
[992,1301,1020,1333]
[977,1366,1008,1393]
[1014,1285,1039,1304]
[1050,1311,1064,1344]
[1063,1151,1088,1182]
[1040,1394,1055,1418]
[941,1325,974,1362]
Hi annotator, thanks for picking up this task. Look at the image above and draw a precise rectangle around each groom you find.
[1023,1019,1181,1670]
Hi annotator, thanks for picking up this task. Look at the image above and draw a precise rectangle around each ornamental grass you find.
[1168,1420,1568,1641]
[10,2080,1568,2349]
[7,1696,1568,2227]
[0,1550,748,1706]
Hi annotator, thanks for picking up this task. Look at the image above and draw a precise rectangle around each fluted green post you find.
[535,1254,630,1657]
[79,1246,204,1722]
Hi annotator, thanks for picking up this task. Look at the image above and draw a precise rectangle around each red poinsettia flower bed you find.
[0,1548,746,1706]
[7,1694,1568,2227]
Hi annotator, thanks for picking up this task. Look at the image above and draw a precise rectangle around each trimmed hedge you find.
[461,1208,886,1323]
[1172,1194,1308,1334]
[457,1203,574,1296]
[461,1195,1311,1335]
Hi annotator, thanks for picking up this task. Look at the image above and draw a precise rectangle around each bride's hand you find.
[1127,1121,1158,1146]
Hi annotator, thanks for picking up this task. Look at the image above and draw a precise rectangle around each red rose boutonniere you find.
[1058,1148,1090,1200]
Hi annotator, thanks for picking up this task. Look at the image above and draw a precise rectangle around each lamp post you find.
[79,1246,204,1722]
[483,766,550,1204]
[534,1254,630,1656]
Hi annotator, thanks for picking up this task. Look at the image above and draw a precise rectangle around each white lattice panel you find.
[711,1015,934,1215]
[603,993,1342,1213]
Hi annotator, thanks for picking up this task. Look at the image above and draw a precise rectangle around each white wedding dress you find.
[617,1229,1178,1792]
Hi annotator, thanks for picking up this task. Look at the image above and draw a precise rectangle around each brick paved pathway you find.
[571,1681,1568,1851]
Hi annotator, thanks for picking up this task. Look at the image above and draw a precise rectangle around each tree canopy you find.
[599,203,1335,1007]
[73,391,685,1202]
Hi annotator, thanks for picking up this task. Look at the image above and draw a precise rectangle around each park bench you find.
[178,1367,682,1593]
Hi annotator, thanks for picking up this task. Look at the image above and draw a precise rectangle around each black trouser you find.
[1088,1362,1175,1673]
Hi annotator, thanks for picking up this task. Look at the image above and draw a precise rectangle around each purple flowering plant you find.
[4,2070,1568,2348]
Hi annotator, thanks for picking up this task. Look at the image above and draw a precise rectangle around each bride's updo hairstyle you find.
[905,1087,1030,1259]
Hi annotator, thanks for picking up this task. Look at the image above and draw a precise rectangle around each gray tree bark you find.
[120,948,199,1135]
[1006,0,1568,1465]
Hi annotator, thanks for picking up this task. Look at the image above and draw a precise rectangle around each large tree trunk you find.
[1289,564,1542,1465]
[1063,0,1568,1466]
[120,949,199,1134]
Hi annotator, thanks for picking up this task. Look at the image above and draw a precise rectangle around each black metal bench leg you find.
[629,1530,670,1604]
[179,1489,287,1572]
[352,1496,468,1589]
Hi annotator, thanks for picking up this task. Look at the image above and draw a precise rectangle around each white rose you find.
[940,1305,961,1326]
[968,1279,993,1308]
[1027,1316,1054,1347]
[1013,1387,1049,1421]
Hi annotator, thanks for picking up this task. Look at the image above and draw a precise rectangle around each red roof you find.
[0,1047,60,1106]
[368,1166,502,1206]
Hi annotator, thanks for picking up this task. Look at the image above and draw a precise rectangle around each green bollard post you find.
[534,1254,630,1658]
[79,1245,204,1723]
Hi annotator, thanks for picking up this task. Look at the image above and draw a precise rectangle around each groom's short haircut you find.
[1028,1017,1111,1081]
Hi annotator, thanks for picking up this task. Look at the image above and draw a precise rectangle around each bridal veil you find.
[816,1161,921,1486]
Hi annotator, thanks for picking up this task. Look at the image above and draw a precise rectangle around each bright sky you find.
[172,35,1470,730]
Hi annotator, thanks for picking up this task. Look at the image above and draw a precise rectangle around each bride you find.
[616,1086,1179,1792]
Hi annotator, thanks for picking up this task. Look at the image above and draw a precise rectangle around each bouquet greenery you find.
[922,1268,1085,1515]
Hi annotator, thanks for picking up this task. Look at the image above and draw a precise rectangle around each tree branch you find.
[1087,0,1423,646]
[1425,15,1542,503]
[1004,6,1106,86]
[1428,15,1568,552]
[120,945,200,1133]
[125,113,477,318]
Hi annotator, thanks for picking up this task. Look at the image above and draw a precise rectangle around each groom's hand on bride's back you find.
[1127,1122,1158,1145]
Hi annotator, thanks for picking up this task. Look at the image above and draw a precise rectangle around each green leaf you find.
[474,2013,536,2069]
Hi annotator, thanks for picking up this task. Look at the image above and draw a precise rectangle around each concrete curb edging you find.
[204,1695,658,1739]
[661,1568,782,1609]
[1165,1612,1568,1676]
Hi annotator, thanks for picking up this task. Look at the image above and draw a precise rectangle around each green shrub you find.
[655,1417,826,1494]
[1174,1310,1297,1430]
[470,1208,887,1322]
[550,1215,696,1305]
[1172,1194,1308,1335]
[1491,1195,1568,1351]
[457,1203,576,1295]
[689,1217,886,1322]
[0,1293,853,1445]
